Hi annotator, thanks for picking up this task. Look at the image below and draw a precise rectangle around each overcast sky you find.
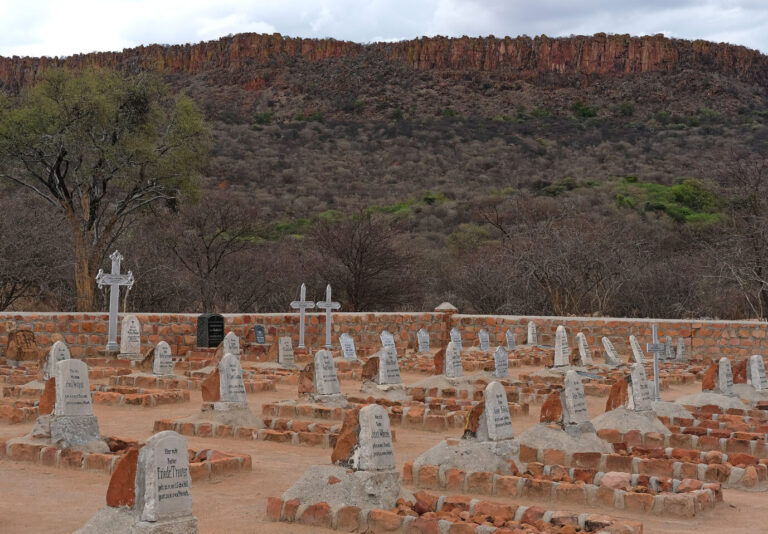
[1,0,767,58]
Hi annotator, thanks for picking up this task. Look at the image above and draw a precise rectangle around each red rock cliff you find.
[1,32,766,92]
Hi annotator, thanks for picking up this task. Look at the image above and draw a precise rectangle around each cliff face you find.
[1,32,766,92]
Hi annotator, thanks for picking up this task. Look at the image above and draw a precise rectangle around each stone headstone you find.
[482,381,514,441]
[417,328,430,353]
[5,329,39,365]
[676,337,686,361]
[44,340,71,381]
[278,337,294,367]
[505,329,515,351]
[313,350,341,395]
[356,404,396,471]
[478,329,490,351]
[222,332,240,357]
[627,363,653,411]
[747,355,768,391]
[553,325,569,367]
[218,353,246,404]
[576,333,592,365]
[628,335,645,364]
[378,346,402,385]
[602,337,621,367]
[449,327,462,350]
[52,358,101,446]
[562,370,590,426]
[527,321,537,345]
[380,330,395,348]
[493,346,509,378]
[253,325,266,345]
[340,333,357,360]
[196,313,224,348]
[443,341,463,378]
[120,314,141,357]
[718,357,735,397]
[664,336,674,360]
[134,431,194,524]
[153,341,174,376]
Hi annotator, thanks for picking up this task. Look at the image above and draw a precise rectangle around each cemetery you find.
[3,277,768,532]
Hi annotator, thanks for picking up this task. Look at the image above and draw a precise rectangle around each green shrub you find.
[253,111,272,125]
[571,101,597,118]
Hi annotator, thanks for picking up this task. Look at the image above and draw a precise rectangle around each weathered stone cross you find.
[645,324,665,402]
[315,284,341,349]
[95,250,134,352]
[290,283,315,349]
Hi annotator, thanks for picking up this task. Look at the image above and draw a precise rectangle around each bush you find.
[253,111,272,125]
[571,101,597,118]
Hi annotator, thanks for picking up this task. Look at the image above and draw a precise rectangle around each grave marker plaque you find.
[505,329,515,351]
[135,431,194,523]
[718,357,735,397]
[748,355,768,391]
[153,341,174,376]
[340,333,357,360]
[313,350,341,395]
[576,333,592,365]
[253,325,266,345]
[44,340,71,381]
[357,404,396,470]
[378,346,402,385]
[478,329,490,351]
[196,313,224,348]
[493,346,509,378]
[629,335,645,364]
[628,363,653,411]
[417,328,430,353]
[278,337,294,367]
[120,314,141,357]
[562,370,590,425]
[527,321,538,345]
[450,327,462,350]
[553,325,569,367]
[443,341,463,378]
[218,353,247,403]
[484,381,514,441]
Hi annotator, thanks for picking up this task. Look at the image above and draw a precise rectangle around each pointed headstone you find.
[718,357,735,397]
[482,381,514,441]
[576,333,592,365]
[340,333,358,360]
[218,353,247,404]
[676,337,686,361]
[449,327,462,350]
[443,341,464,378]
[747,355,768,391]
[153,341,174,376]
[380,330,396,348]
[527,321,537,345]
[44,340,71,381]
[222,332,240,358]
[493,346,509,379]
[627,363,653,411]
[505,329,515,351]
[278,336,295,367]
[356,404,396,470]
[313,350,341,395]
[417,329,430,353]
[602,337,622,367]
[120,314,141,358]
[562,370,592,432]
[628,335,645,364]
[378,346,402,385]
[664,336,674,360]
[478,329,490,351]
[52,358,101,446]
[553,326,569,367]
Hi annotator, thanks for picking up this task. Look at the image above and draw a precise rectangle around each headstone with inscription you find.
[120,314,141,359]
[676,337,686,361]
[196,313,224,348]
[222,332,240,357]
[253,325,266,345]
[5,329,39,366]
[356,404,396,471]
[378,346,402,385]
[628,335,645,364]
[380,330,395,348]
[527,321,537,345]
[95,250,134,352]
[747,354,768,391]
[278,337,295,367]
[576,332,592,365]
[602,337,622,367]
[340,333,357,360]
[664,336,674,360]
[627,363,653,411]
[505,329,515,351]
[417,328,430,353]
[478,329,490,351]
[153,341,175,376]
[450,327,462,350]
[493,346,509,378]
[717,357,735,397]
[51,359,101,447]
[561,370,594,435]
[44,340,71,381]
[218,353,247,405]
[553,325,569,367]
[313,350,342,396]
[443,341,464,378]
[481,381,514,441]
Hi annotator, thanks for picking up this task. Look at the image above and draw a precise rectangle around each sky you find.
[1,0,767,58]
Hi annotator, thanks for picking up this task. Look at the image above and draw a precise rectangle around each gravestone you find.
[356,404,396,470]
[747,354,768,391]
[380,330,395,348]
[340,333,357,360]
[562,370,593,435]
[218,353,247,404]
[627,363,653,412]
[196,313,224,348]
[576,332,593,365]
[676,337,686,361]
[134,431,195,526]
[290,283,314,349]
[313,350,342,395]
[44,340,71,381]
[553,325,569,367]
[527,321,537,345]
[278,337,294,367]
[602,337,622,367]
[95,250,134,352]
[505,329,515,351]
[378,346,402,385]
[718,357,735,397]
[443,341,464,378]
[417,328,430,353]
[120,314,141,358]
[222,332,240,357]
[493,346,509,379]
[478,329,490,351]
[153,341,174,376]
[482,381,514,441]
[51,359,101,446]
[646,324,665,402]
[5,329,39,365]
[449,327,462,350]
[253,325,266,345]
[664,336,674,360]
[628,335,645,364]
[316,284,341,349]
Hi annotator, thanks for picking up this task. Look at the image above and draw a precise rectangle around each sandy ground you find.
[1,364,767,534]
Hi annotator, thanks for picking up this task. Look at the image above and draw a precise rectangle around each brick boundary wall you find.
[1,311,766,360]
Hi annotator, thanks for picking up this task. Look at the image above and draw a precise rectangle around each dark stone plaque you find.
[197,313,224,348]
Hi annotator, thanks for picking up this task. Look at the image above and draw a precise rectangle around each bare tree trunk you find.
[73,232,96,312]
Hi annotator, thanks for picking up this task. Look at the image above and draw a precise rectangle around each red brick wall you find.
[0,311,766,360]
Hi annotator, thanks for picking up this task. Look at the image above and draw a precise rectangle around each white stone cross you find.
[290,283,315,349]
[315,284,341,349]
[95,250,134,352]
[645,324,665,402]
